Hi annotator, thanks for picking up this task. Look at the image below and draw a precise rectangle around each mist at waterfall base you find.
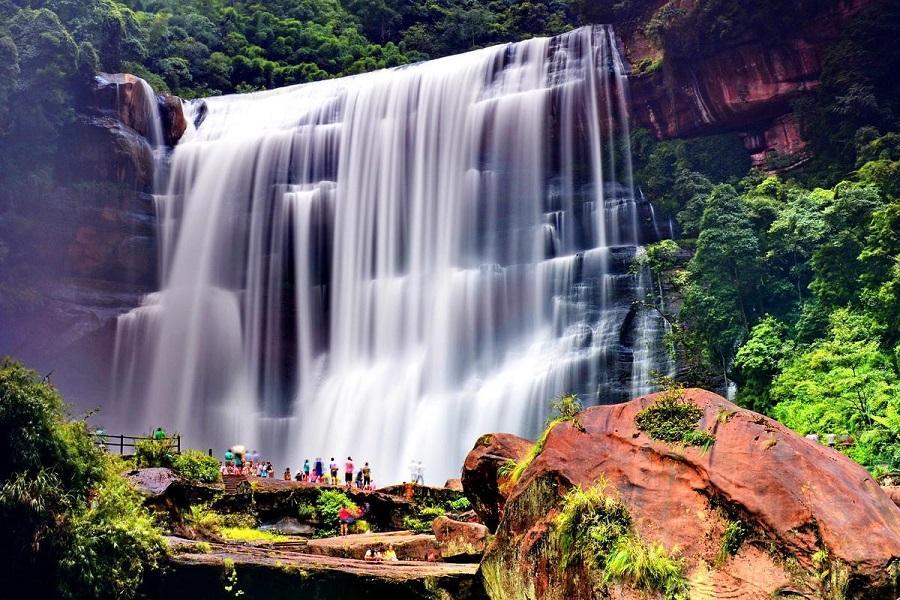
[111,26,673,483]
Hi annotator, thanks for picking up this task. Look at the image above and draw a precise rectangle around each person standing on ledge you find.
[415,461,424,485]
[153,427,166,441]
[345,456,354,488]
[329,457,339,484]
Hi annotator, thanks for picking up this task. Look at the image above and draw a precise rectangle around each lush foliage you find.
[184,503,224,539]
[172,449,222,483]
[448,496,472,512]
[635,133,899,476]
[134,435,176,468]
[0,358,164,598]
[315,488,358,537]
[135,438,221,482]
[403,504,447,533]
[630,4,900,475]
[554,482,688,599]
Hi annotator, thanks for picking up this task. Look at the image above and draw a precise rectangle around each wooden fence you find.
[95,433,182,455]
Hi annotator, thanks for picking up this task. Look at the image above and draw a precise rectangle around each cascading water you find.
[111,26,672,482]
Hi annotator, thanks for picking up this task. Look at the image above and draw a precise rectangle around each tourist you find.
[384,545,398,562]
[303,459,311,481]
[267,461,275,478]
[153,427,166,441]
[415,461,424,485]
[355,468,364,489]
[338,505,352,536]
[284,467,291,480]
[220,461,228,475]
[294,470,303,482]
[345,456,354,488]
[260,462,269,478]
[373,548,383,561]
[314,457,324,483]
[362,462,371,488]
[364,549,374,561]
[256,462,263,477]
[329,457,339,484]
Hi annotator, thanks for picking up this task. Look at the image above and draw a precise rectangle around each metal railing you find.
[94,433,182,455]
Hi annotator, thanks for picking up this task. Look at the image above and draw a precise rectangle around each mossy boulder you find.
[475,389,900,599]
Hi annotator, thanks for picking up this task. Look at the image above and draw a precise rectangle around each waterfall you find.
[136,77,165,149]
[111,26,672,482]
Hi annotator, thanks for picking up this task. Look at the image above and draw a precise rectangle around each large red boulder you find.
[432,516,489,561]
[481,389,900,599]
[461,433,532,531]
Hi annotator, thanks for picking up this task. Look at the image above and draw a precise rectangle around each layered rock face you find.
[1,74,184,408]
[624,0,875,170]
[469,389,900,599]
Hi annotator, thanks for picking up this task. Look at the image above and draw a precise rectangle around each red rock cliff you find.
[622,0,875,170]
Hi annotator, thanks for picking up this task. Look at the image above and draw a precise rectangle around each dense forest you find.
[0,0,898,478]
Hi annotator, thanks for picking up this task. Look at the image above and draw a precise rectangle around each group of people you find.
[408,460,425,485]
[220,447,276,477]
[219,448,379,490]
[219,446,432,490]
[364,545,399,562]
[295,457,375,490]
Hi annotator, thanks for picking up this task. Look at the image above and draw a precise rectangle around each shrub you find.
[173,449,221,483]
[59,458,166,599]
[402,515,432,533]
[555,482,631,570]
[185,504,223,539]
[549,393,583,424]
[353,519,370,534]
[448,496,472,512]
[403,505,447,533]
[0,358,164,599]
[315,489,357,537]
[220,512,256,529]
[635,385,715,450]
[297,501,317,522]
[134,437,175,469]
[506,393,587,488]
[195,541,212,553]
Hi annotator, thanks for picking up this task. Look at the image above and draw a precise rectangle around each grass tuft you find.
[553,482,689,599]
[635,384,715,451]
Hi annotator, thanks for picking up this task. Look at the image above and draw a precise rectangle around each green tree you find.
[770,310,899,472]
[681,184,762,370]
